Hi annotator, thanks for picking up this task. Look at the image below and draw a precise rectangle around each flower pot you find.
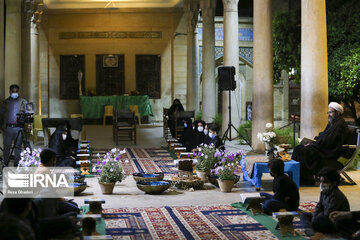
[196,170,209,182]
[217,179,235,192]
[99,181,115,194]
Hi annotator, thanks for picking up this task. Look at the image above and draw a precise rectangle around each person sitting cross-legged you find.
[300,167,350,236]
[292,102,350,185]
[260,159,300,214]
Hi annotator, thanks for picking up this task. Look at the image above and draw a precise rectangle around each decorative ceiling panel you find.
[44,0,183,9]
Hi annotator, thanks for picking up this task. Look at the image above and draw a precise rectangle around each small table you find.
[241,158,300,190]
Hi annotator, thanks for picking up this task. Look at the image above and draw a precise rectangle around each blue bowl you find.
[132,172,164,182]
[136,180,172,194]
[69,182,87,195]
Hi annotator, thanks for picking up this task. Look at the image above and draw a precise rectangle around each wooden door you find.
[96,54,125,95]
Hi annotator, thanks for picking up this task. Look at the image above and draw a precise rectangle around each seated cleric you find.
[291,102,349,185]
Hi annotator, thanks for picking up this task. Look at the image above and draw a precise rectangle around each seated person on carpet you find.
[330,210,360,239]
[167,99,184,138]
[179,118,195,152]
[207,123,224,150]
[49,124,76,167]
[34,149,80,220]
[260,159,299,214]
[300,167,350,236]
[63,121,79,155]
[291,102,349,185]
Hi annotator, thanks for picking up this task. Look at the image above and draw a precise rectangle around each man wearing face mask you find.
[0,84,28,166]
[291,102,350,185]
[300,167,350,236]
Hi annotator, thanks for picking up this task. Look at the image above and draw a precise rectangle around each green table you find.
[80,95,153,119]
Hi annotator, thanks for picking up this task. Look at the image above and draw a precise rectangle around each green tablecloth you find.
[80,95,153,119]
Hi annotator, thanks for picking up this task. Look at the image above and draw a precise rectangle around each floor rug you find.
[103,202,317,240]
[91,148,177,176]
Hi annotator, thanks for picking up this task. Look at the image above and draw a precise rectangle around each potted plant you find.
[213,150,245,192]
[96,148,126,194]
[257,123,277,160]
[195,144,219,182]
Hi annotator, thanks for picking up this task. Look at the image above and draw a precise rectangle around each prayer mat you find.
[103,205,283,240]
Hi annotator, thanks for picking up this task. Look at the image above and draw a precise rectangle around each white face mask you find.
[204,129,208,135]
[198,126,204,132]
[192,126,195,130]
[11,93,19,99]
[62,134,67,140]
[209,132,215,139]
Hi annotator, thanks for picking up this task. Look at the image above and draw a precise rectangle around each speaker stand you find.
[221,89,252,149]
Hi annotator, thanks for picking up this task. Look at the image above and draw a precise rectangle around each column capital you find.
[222,0,239,12]
[183,0,199,33]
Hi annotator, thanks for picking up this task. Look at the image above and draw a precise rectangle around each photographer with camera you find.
[0,84,28,167]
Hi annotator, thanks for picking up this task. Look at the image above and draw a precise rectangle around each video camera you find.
[16,103,35,128]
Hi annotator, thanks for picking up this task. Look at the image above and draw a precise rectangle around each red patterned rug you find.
[103,202,317,240]
[92,148,177,176]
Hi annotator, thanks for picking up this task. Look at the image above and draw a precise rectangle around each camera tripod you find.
[7,127,32,167]
[221,89,252,148]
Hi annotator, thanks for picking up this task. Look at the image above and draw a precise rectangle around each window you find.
[60,55,85,99]
[136,55,161,99]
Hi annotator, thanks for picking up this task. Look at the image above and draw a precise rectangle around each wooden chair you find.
[163,108,170,139]
[174,110,195,139]
[129,105,141,125]
[33,115,47,145]
[338,126,360,185]
[114,110,136,145]
[103,105,114,125]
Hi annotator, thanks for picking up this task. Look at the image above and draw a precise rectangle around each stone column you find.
[251,0,273,152]
[184,0,200,111]
[200,0,216,123]
[301,0,328,137]
[5,0,22,94]
[222,0,240,138]
[0,0,4,100]
[22,0,32,101]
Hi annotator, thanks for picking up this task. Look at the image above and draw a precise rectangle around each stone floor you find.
[2,124,360,211]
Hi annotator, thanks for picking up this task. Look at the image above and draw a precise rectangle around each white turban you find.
[328,102,344,114]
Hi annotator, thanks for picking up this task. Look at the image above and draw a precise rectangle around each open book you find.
[239,193,263,204]
[298,137,315,146]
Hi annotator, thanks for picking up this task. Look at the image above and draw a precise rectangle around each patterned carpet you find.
[91,148,177,176]
[103,202,317,240]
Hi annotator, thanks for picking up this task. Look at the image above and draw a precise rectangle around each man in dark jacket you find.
[0,84,28,166]
[300,167,350,236]
[292,102,349,185]
[260,159,300,214]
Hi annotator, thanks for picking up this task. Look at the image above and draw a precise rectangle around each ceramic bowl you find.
[136,180,172,194]
[70,182,87,195]
[132,172,164,182]
[208,175,240,188]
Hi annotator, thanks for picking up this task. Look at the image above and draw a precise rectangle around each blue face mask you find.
[209,132,215,139]
[184,123,187,128]
[11,93,19,99]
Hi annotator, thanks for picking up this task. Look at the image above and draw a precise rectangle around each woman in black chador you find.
[48,125,76,167]
[168,99,184,138]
